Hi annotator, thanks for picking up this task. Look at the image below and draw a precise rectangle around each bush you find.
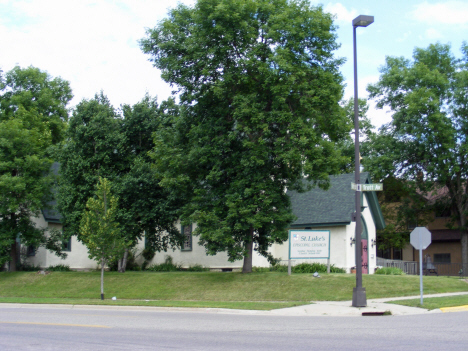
[185,264,208,272]
[253,263,346,274]
[292,263,345,274]
[20,263,42,272]
[146,255,181,272]
[269,264,288,272]
[375,267,404,275]
[141,247,156,270]
[48,264,71,272]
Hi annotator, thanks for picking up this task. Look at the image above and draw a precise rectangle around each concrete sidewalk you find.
[269,291,468,316]
[2,292,468,317]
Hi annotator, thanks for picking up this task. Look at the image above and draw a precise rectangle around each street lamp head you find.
[352,15,374,27]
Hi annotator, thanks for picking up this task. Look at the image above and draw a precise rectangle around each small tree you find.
[80,178,128,300]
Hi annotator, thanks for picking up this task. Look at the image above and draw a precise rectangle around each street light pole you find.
[352,14,373,308]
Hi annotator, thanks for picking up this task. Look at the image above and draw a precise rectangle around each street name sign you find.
[351,183,383,191]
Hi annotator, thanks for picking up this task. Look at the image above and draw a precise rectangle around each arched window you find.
[361,216,368,240]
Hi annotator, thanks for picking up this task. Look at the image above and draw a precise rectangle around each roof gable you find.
[288,173,385,230]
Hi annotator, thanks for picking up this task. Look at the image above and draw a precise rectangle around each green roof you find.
[288,173,385,230]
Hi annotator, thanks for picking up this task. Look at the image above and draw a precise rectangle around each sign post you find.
[350,182,382,307]
[410,227,432,305]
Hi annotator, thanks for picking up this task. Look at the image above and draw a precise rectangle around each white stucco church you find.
[25,173,385,273]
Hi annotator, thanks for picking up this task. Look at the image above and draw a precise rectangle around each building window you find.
[434,253,451,263]
[27,245,36,257]
[392,248,402,260]
[407,219,417,230]
[181,224,192,251]
[377,247,401,260]
[377,247,391,259]
[62,236,72,252]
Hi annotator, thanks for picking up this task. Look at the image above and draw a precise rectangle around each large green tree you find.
[58,94,183,271]
[364,43,468,268]
[115,96,183,271]
[141,0,349,272]
[0,66,72,270]
[58,93,124,242]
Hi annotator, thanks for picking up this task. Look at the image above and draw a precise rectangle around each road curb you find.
[440,305,468,313]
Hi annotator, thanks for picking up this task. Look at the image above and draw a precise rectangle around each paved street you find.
[1,301,468,350]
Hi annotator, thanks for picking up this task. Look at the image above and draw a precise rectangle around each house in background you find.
[407,188,462,267]
[24,173,385,273]
[377,181,463,275]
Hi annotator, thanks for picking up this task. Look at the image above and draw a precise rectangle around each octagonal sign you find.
[410,227,432,250]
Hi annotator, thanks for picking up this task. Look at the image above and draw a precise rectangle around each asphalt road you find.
[1,305,467,350]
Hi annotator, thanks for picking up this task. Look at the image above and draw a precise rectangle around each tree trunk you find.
[9,241,18,272]
[458,206,468,276]
[461,231,468,276]
[242,227,254,274]
[118,249,128,273]
[100,257,105,300]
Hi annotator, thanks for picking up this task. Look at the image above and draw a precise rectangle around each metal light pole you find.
[351,14,374,308]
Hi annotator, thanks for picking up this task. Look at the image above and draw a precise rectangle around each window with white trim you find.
[62,236,72,252]
[181,224,192,251]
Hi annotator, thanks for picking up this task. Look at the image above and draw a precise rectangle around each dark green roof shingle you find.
[288,173,385,229]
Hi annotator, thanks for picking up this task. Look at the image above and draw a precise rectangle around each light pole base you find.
[352,287,367,307]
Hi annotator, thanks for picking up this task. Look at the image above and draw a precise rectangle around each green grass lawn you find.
[389,294,468,310]
[1,271,467,310]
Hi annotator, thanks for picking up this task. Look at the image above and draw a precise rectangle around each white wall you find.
[28,215,99,270]
[136,223,244,270]
[26,209,377,273]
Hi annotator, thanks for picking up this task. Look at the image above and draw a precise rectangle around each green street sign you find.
[351,183,383,191]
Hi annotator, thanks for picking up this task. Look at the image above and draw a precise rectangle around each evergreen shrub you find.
[375,267,404,275]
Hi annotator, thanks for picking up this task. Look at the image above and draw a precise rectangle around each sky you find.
[1,0,467,129]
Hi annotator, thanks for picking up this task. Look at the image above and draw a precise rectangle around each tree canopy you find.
[0,66,72,270]
[58,94,183,270]
[141,0,349,272]
[364,43,468,266]
[116,96,183,268]
[58,93,124,241]
[0,66,72,144]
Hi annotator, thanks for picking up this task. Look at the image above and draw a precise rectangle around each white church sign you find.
[289,230,330,259]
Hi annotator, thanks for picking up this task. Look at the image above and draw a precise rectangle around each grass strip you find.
[0,297,307,310]
[388,294,468,310]
[1,271,467,303]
